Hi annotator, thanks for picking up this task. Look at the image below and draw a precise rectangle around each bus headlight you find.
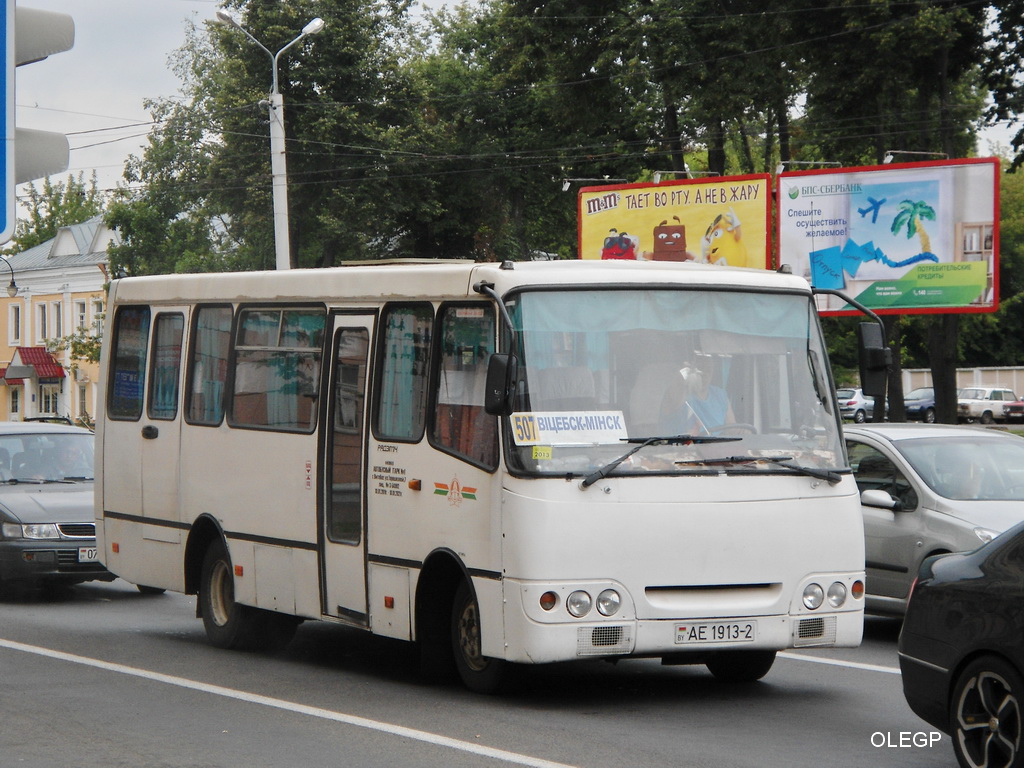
[826,581,847,608]
[566,590,592,617]
[596,589,621,617]
[802,583,824,610]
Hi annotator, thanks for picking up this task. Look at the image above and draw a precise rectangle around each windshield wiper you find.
[676,455,843,485]
[580,434,741,490]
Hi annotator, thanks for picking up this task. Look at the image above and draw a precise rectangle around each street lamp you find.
[1,258,17,297]
[216,11,326,271]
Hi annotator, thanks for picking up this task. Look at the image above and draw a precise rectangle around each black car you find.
[903,387,937,423]
[0,422,113,590]
[898,520,1024,768]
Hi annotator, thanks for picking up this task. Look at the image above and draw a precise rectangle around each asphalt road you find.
[0,580,953,768]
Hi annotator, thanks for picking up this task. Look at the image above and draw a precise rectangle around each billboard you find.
[577,175,771,269]
[777,158,999,315]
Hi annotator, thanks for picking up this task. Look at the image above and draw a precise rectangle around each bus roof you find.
[107,259,813,305]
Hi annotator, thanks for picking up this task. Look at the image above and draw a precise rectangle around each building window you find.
[10,388,19,415]
[53,302,63,338]
[92,300,104,337]
[76,301,87,332]
[78,385,88,421]
[37,304,47,342]
[9,305,19,344]
[40,384,59,415]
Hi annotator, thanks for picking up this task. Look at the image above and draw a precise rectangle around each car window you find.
[847,441,919,511]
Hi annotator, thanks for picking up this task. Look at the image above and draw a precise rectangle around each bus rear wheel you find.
[706,650,776,682]
[452,581,505,694]
[199,541,300,652]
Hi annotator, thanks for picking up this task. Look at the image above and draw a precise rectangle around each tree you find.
[4,173,104,255]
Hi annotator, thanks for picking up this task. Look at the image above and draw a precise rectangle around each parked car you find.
[1003,398,1024,423]
[902,387,937,423]
[0,422,113,590]
[844,423,1024,615]
[957,386,1019,424]
[898,520,1024,768]
[836,387,875,422]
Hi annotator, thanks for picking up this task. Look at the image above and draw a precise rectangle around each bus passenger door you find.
[320,314,374,624]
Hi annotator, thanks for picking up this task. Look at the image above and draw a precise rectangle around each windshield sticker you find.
[511,411,628,446]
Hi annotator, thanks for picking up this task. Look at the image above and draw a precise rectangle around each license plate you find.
[675,621,757,644]
[78,547,99,563]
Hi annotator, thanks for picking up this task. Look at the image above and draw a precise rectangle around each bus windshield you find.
[505,287,844,479]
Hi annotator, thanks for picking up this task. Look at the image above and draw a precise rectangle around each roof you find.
[3,347,65,381]
[3,215,114,271]
[844,423,1018,442]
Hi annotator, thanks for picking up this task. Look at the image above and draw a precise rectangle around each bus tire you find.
[451,580,505,694]
[199,540,260,650]
[706,650,776,682]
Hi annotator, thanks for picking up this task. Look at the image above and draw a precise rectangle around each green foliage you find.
[4,173,105,255]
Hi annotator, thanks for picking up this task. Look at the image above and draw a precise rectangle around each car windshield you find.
[897,436,1024,501]
[0,432,94,482]
[906,388,933,400]
[503,288,844,479]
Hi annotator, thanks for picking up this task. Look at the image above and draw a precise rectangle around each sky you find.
[13,0,1019,208]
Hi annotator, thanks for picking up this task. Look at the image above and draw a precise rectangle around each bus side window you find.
[185,305,233,426]
[148,313,184,420]
[431,305,498,468]
[375,304,433,441]
[108,306,151,421]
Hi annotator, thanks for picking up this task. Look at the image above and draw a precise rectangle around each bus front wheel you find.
[451,581,506,694]
[706,650,776,682]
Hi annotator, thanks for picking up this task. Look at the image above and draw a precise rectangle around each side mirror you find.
[857,322,891,399]
[484,353,518,416]
[860,488,899,511]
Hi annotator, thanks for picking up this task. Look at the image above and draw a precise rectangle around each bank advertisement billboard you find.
[578,175,771,268]
[777,158,999,315]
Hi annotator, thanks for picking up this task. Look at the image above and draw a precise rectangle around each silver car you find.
[836,387,875,423]
[844,423,1024,616]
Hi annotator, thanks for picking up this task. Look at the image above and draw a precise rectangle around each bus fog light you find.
[596,589,621,617]
[566,590,592,617]
[827,581,847,608]
[851,580,865,600]
[802,583,824,610]
[539,591,558,611]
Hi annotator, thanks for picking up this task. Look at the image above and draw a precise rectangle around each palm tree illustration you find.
[890,200,936,255]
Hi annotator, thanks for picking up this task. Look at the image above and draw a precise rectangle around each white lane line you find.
[779,650,901,675]
[0,638,577,768]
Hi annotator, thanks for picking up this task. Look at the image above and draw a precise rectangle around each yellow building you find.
[0,216,114,425]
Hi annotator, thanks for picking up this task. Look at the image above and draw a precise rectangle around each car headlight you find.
[802,583,824,610]
[826,582,847,608]
[596,589,621,617]
[1,522,21,539]
[566,590,592,618]
[22,523,60,539]
[974,527,999,544]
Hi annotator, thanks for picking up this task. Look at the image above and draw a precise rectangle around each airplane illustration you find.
[857,197,886,224]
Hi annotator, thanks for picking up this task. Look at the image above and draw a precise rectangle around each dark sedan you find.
[898,520,1024,768]
[903,387,937,423]
[0,422,113,590]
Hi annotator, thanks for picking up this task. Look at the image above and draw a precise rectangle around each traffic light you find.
[2,2,74,242]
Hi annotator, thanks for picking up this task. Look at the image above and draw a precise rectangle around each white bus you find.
[96,259,870,692]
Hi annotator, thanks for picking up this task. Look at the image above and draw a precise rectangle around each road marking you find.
[0,638,577,768]
[779,651,901,675]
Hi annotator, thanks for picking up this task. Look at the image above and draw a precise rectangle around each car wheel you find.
[854,410,866,423]
[982,411,996,425]
[924,408,936,423]
[451,580,506,693]
[706,650,776,682]
[950,655,1024,768]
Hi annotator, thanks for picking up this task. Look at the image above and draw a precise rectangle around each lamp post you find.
[216,12,325,271]
[1,258,17,297]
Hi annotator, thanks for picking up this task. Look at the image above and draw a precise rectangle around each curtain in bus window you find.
[231,308,325,432]
[377,305,432,440]
[148,314,184,420]
[187,306,232,425]
[432,306,497,467]
[108,306,151,420]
